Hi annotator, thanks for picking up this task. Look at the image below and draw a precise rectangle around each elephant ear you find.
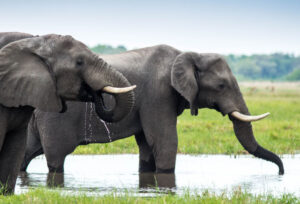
[0,37,63,112]
[171,52,199,115]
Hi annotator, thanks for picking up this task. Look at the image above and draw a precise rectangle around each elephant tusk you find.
[230,111,270,122]
[102,85,136,94]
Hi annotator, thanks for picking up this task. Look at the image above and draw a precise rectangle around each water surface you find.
[16,154,300,196]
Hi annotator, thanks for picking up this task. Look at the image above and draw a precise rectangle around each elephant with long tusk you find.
[21,45,283,175]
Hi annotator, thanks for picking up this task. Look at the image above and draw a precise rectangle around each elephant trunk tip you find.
[251,145,284,175]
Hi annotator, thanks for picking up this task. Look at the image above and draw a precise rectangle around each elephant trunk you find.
[83,57,135,122]
[229,96,284,175]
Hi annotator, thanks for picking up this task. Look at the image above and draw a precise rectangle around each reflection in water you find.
[19,172,175,192]
[19,172,30,187]
[139,173,175,188]
[19,172,64,188]
[139,173,176,195]
[15,154,300,196]
[47,173,64,188]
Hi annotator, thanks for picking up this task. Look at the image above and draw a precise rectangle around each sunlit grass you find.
[1,188,299,204]
[74,83,300,155]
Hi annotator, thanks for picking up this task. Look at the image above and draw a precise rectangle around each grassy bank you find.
[1,189,299,204]
[74,82,300,155]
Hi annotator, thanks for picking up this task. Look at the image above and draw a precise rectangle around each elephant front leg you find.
[140,107,178,174]
[45,153,67,173]
[135,132,156,173]
[0,128,27,195]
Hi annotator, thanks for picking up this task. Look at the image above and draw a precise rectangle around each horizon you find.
[1,0,300,55]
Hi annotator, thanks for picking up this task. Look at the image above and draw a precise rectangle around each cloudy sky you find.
[1,0,300,55]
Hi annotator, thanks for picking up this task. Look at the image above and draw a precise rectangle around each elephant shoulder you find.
[149,45,181,77]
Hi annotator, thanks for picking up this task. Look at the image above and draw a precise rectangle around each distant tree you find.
[286,67,300,81]
[90,44,300,81]
[90,44,127,54]
[226,53,300,81]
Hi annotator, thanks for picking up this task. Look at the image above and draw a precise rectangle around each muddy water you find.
[16,154,300,196]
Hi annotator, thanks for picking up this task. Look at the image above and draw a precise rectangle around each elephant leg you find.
[20,121,44,172]
[0,128,27,195]
[43,141,76,173]
[42,131,77,173]
[135,132,156,173]
[20,143,43,172]
[139,105,178,173]
[45,153,67,173]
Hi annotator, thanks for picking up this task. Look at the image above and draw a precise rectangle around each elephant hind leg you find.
[20,116,44,172]
[135,132,156,173]
[20,146,43,172]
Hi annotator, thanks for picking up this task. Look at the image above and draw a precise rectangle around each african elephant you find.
[21,45,284,176]
[0,32,135,194]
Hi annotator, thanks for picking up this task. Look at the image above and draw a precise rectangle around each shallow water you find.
[16,154,300,196]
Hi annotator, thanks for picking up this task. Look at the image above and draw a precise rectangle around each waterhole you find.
[16,154,300,196]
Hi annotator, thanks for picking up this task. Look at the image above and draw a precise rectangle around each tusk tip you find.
[130,85,137,90]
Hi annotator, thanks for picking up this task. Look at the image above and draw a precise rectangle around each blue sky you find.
[1,0,300,55]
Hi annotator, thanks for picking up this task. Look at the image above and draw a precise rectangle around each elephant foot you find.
[139,155,156,173]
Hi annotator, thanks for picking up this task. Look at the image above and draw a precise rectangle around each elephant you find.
[0,32,135,194]
[21,44,284,177]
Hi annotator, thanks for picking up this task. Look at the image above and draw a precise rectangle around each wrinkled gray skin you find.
[22,45,284,176]
[0,32,134,194]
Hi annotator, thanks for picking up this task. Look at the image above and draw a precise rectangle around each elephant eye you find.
[76,58,84,66]
[218,84,225,90]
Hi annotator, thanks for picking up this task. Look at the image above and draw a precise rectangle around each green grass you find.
[74,83,300,155]
[1,188,299,204]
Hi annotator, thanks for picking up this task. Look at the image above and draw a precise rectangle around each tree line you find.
[90,44,300,81]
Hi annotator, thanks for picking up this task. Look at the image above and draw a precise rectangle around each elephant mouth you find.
[77,82,115,108]
[78,82,94,102]
[210,102,228,116]
[78,82,135,122]
[212,103,221,113]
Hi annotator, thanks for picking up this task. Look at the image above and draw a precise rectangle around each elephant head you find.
[171,52,284,175]
[0,34,135,122]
